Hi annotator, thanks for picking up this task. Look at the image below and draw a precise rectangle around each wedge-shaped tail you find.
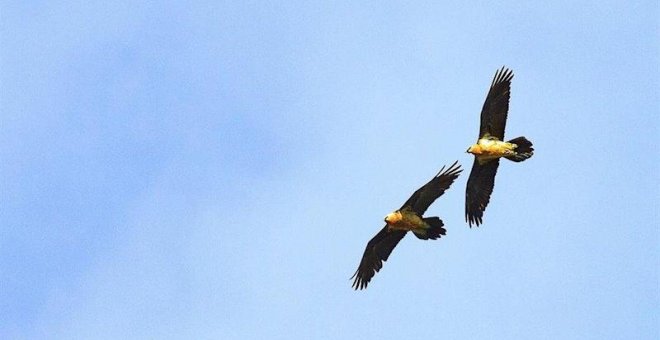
[412,217,446,240]
[505,136,534,162]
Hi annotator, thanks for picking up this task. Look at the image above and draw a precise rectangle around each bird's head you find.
[466,144,481,155]
[384,211,403,225]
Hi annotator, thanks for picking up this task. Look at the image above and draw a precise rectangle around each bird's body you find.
[465,67,534,227]
[384,207,428,232]
[467,135,518,164]
[351,161,462,290]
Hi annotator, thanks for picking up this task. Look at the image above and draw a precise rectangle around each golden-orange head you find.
[466,144,482,155]
[384,211,403,225]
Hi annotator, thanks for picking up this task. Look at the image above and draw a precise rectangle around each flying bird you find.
[465,67,534,227]
[351,161,462,290]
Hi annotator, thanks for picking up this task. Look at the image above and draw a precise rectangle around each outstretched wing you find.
[401,161,462,216]
[479,67,513,140]
[465,159,500,227]
[351,226,407,290]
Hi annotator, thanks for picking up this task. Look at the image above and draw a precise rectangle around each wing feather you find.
[465,159,499,227]
[351,227,407,290]
[401,161,462,216]
[479,67,513,139]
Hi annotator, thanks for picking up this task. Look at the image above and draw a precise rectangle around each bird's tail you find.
[505,136,534,162]
[412,217,446,240]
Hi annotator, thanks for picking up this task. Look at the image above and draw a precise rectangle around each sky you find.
[1,1,658,339]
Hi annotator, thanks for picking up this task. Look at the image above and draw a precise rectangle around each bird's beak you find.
[384,212,394,224]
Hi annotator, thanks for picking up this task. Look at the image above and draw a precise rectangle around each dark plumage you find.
[478,67,514,140]
[465,159,500,227]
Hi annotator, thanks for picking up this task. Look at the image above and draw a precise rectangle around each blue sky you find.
[1,1,657,339]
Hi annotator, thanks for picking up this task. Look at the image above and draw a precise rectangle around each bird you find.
[351,161,462,290]
[465,67,534,227]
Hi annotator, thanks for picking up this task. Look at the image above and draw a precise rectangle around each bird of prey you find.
[351,161,462,290]
[465,67,534,227]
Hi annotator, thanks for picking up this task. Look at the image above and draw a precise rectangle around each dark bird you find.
[351,161,462,290]
[465,67,534,227]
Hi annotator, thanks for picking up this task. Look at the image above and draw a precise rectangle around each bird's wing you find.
[351,226,407,290]
[401,161,462,216]
[478,67,513,140]
[465,158,500,227]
